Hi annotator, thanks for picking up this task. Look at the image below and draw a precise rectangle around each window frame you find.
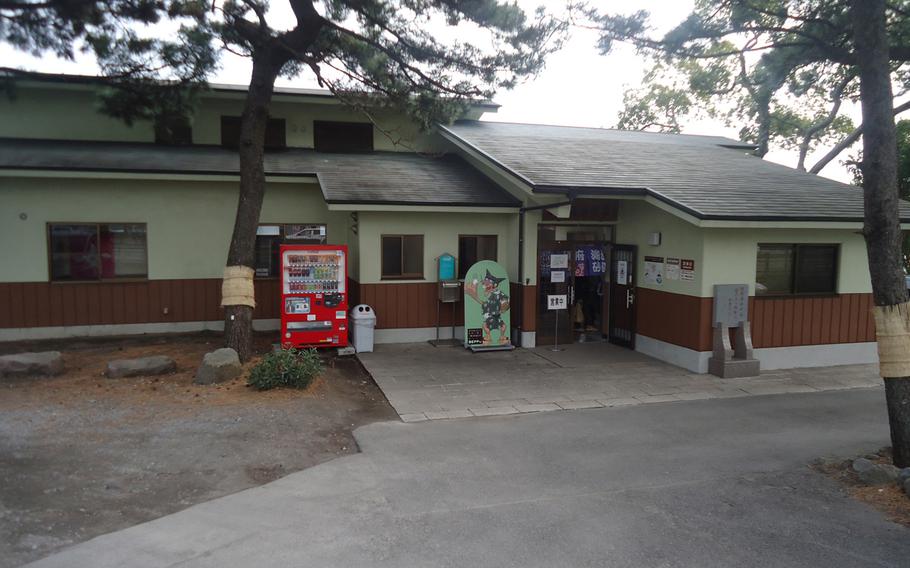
[254,223,328,279]
[457,234,498,280]
[46,222,149,283]
[220,116,287,149]
[380,234,424,280]
[755,243,840,298]
[154,116,193,145]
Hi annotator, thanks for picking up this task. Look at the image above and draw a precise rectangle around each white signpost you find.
[547,294,567,352]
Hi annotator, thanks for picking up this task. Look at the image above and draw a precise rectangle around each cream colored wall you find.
[356,211,517,284]
[193,96,445,152]
[0,85,446,152]
[614,200,705,296]
[1,87,153,142]
[0,177,351,282]
[701,227,871,296]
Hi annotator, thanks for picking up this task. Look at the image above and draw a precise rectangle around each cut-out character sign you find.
[464,260,511,348]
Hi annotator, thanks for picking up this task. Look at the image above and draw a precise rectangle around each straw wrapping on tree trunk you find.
[221,266,256,308]
[873,302,910,377]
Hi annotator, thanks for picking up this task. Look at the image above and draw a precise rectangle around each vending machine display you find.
[280,244,348,348]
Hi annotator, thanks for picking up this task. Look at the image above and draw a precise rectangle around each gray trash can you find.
[350,305,376,353]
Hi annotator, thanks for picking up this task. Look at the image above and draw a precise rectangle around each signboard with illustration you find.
[463,260,513,351]
[644,256,665,285]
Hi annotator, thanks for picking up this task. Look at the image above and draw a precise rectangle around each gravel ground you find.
[0,333,396,568]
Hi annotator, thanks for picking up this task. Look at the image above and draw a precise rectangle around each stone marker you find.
[106,356,177,379]
[0,351,64,377]
[194,348,242,385]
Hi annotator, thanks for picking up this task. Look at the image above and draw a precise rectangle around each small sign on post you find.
[547,294,567,351]
[547,294,567,310]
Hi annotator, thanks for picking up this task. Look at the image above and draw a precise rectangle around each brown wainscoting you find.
[522,284,537,332]
[633,288,876,353]
[359,282,464,329]
[750,294,875,348]
[0,279,285,329]
[357,282,533,331]
[635,288,712,352]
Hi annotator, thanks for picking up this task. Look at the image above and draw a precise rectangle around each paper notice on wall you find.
[680,259,696,281]
[551,270,565,283]
[665,258,680,280]
[616,260,628,285]
[644,256,664,285]
[550,253,569,269]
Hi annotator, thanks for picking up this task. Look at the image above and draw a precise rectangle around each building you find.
[1,72,907,373]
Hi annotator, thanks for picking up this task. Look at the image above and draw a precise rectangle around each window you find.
[458,235,498,279]
[48,223,147,281]
[313,121,373,153]
[381,235,423,279]
[255,224,327,278]
[221,116,286,149]
[756,244,838,296]
[154,116,192,145]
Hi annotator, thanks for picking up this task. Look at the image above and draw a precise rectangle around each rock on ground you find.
[0,351,64,378]
[105,356,177,379]
[852,458,900,485]
[194,348,242,385]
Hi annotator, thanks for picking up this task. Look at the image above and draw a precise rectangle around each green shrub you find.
[247,347,323,391]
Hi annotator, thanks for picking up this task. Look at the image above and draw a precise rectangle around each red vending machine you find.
[280,244,349,348]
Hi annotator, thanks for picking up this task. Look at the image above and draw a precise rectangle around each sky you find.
[1,0,860,182]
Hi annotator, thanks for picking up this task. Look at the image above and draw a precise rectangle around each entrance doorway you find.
[608,244,637,348]
[537,225,612,347]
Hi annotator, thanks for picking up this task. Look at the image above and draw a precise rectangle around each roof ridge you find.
[464,119,753,145]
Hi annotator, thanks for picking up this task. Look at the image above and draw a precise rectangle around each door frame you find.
[608,244,637,349]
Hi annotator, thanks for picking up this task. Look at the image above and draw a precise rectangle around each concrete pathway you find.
[25,389,909,567]
[358,342,882,421]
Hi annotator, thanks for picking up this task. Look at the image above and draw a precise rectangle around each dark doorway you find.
[536,225,611,347]
[609,244,637,349]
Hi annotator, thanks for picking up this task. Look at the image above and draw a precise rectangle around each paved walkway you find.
[25,390,908,567]
[357,342,882,421]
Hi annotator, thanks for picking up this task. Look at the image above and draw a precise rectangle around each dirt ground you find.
[812,447,910,527]
[0,333,396,568]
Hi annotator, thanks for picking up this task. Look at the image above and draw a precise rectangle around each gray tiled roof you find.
[0,138,519,207]
[442,121,910,221]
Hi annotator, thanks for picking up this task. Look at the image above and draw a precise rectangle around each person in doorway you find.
[465,269,511,345]
[575,276,601,332]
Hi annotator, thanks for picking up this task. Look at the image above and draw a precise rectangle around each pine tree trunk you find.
[852,0,910,467]
[223,54,283,362]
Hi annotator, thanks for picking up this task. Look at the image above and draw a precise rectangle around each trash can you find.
[350,305,376,353]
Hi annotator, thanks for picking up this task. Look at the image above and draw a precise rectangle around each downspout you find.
[516,194,575,347]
